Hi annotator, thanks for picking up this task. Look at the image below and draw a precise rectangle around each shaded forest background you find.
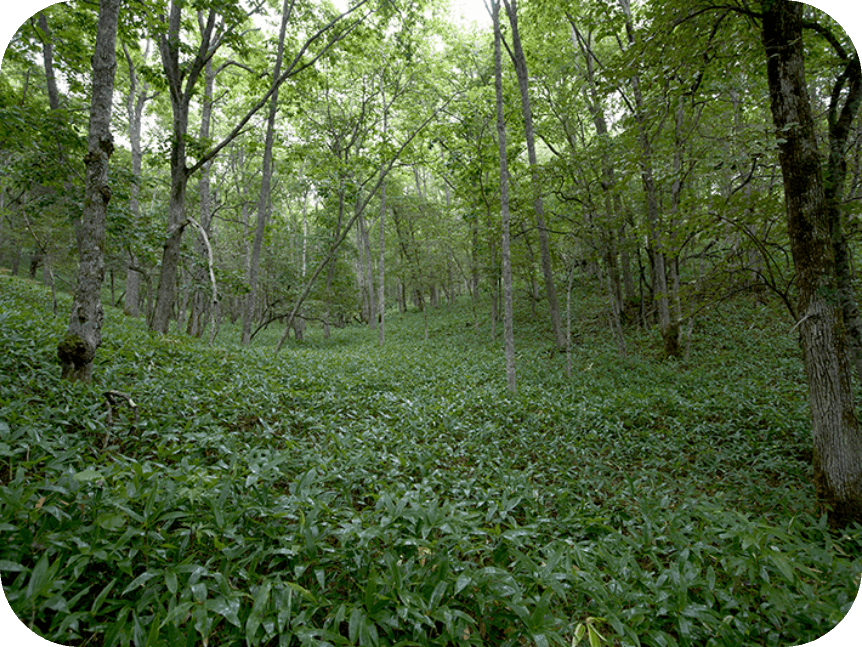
[1,0,858,362]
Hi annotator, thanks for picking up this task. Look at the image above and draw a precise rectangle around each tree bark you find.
[762,0,862,529]
[618,0,676,357]
[503,0,565,351]
[493,0,517,393]
[122,42,156,318]
[189,54,216,338]
[243,0,291,346]
[151,3,211,334]
[571,19,627,358]
[379,188,386,345]
[58,0,120,382]
[823,42,862,385]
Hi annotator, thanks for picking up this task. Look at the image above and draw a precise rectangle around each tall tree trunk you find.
[572,19,627,357]
[379,185,386,345]
[122,42,155,318]
[37,12,61,113]
[58,0,120,382]
[189,55,216,338]
[825,45,862,384]
[492,0,517,393]
[503,0,565,350]
[358,212,377,329]
[618,0,676,357]
[152,4,211,335]
[243,0,291,346]
[762,0,862,529]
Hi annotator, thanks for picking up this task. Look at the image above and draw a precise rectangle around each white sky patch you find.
[450,0,491,29]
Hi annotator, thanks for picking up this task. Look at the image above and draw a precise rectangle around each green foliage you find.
[1,275,860,646]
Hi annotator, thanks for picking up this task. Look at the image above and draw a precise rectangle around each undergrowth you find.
[1,274,860,646]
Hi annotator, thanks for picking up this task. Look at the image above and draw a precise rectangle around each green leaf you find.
[246,579,272,644]
[0,560,25,572]
[768,551,796,583]
[91,579,118,615]
[73,468,103,482]
[349,606,364,644]
[208,596,241,627]
[25,553,52,599]
[122,571,156,595]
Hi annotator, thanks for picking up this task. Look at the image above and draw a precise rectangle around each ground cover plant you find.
[1,273,861,647]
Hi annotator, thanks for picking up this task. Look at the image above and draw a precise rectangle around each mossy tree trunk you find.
[58,0,121,382]
[761,0,862,528]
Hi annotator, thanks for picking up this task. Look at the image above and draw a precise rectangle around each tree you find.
[617,0,678,357]
[242,0,291,346]
[490,0,516,393]
[761,0,862,528]
[502,0,565,351]
[149,0,371,335]
[57,0,121,382]
[121,40,158,318]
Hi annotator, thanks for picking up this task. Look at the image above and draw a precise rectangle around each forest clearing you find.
[2,0,862,644]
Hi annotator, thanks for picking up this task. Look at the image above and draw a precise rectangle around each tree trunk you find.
[618,0,675,357]
[122,42,155,318]
[58,0,120,382]
[825,46,862,384]
[243,0,290,346]
[492,0,517,392]
[762,0,862,528]
[189,56,216,338]
[572,19,627,358]
[503,0,565,350]
[151,4,207,335]
[378,184,387,346]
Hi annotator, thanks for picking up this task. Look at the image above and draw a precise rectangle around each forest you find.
[1,0,862,645]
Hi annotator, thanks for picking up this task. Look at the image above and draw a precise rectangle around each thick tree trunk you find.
[762,0,862,529]
[58,0,120,382]
[825,48,862,384]
[151,3,206,335]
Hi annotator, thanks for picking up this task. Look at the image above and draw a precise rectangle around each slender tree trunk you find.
[58,0,120,382]
[243,0,291,346]
[378,184,387,345]
[618,0,676,357]
[573,21,627,357]
[503,0,564,350]
[302,185,309,278]
[152,4,206,335]
[762,0,862,529]
[358,212,377,329]
[37,12,61,113]
[122,42,155,318]
[189,56,216,337]
[492,0,517,392]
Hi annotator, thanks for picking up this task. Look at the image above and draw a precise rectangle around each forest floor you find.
[1,271,861,646]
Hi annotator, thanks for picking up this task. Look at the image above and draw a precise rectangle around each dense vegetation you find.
[2,273,861,646]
